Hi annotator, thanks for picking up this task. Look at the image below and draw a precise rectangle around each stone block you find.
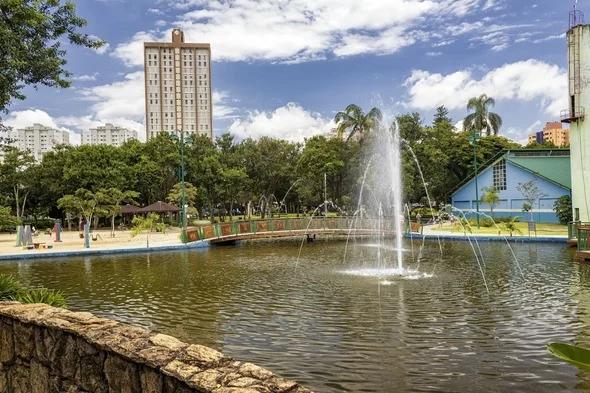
[140,367,163,393]
[104,354,141,393]
[188,369,223,391]
[14,321,35,359]
[8,362,31,393]
[150,334,188,351]
[163,360,201,381]
[76,339,107,393]
[0,320,14,364]
[30,359,50,393]
[184,344,224,367]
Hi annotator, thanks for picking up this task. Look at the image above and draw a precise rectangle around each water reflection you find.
[0,240,588,392]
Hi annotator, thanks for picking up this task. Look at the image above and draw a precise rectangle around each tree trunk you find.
[111,215,116,237]
[14,187,20,221]
[20,191,29,219]
[229,200,233,221]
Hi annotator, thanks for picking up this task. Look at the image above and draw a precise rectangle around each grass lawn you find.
[430,222,567,236]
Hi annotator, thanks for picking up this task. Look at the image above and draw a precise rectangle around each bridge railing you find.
[185,217,396,242]
[578,224,590,251]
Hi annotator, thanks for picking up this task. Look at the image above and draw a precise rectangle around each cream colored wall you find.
[569,25,590,221]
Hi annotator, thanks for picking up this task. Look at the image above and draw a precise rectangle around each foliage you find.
[480,186,500,216]
[503,216,522,237]
[167,182,199,207]
[463,94,502,136]
[57,188,103,225]
[0,274,23,300]
[0,0,104,112]
[0,206,18,228]
[15,288,66,308]
[0,274,65,307]
[547,343,590,372]
[131,213,165,247]
[0,147,35,220]
[98,188,139,237]
[554,195,573,224]
[334,104,382,142]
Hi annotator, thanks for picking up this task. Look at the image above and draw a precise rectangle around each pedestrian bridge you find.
[185,217,406,245]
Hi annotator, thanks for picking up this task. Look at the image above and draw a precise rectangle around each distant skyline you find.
[2,0,576,144]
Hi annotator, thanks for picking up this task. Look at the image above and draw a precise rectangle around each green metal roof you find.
[507,152,571,189]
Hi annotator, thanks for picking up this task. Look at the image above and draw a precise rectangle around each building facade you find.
[528,122,570,147]
[562,13,590,222]
[144,29,213,140]
[82,124,137,146]
[8,124,70,160]
[451,150,571,223]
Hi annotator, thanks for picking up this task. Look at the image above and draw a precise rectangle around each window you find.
[492,159,507,191]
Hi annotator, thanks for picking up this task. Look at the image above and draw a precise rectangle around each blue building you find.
[451,149,571,223]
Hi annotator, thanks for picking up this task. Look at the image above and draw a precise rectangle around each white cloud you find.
[80,72,145,120]
[95,42,110,55]
[3,109,80,145]
[228,103,334,142]
[403,59,567,115]
[112,0,492,64]
[72,73,99,82]
[111,31,156,67]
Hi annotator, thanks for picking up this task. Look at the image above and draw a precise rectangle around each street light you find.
[171,129,188,243]
[469,129,481,229]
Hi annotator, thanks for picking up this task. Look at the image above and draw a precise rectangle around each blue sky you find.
[4,0,574,144]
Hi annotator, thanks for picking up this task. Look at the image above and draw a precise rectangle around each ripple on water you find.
[0,240,588,393]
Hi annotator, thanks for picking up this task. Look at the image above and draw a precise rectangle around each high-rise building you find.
[527,122,570,147]
[82,123,137,146]
[562,8,590,222]
[8,124,70,160]
[144,29,213,140]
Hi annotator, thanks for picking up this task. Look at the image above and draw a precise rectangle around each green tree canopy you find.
[0,0,104,112]
[463,94,503,136]
[334,104,382,142]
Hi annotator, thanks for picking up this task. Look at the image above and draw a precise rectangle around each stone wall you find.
[0,302,311,393]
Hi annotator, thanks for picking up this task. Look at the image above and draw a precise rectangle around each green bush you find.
[0,274,23,300]
[411,207,439,219]
[15,288,66,308]
[554,195,573,225]
[0,274,66,307]
[22,218,55,230]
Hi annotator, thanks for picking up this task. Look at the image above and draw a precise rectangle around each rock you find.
[188,369,223,391]
[185,344,224,366]
[104,354,141,393]
[150,334,188,351]
[238,363,273,381]
[0,320,14,364]
[163,360,202,380]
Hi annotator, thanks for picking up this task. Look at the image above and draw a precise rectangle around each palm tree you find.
[334,104,382,142]
[463,94,502,136]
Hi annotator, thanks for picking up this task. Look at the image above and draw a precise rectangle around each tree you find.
[98,188,139,237]
[463,94,502,136]
[503,216,522,237]
[57,188,102,230]
[0,147,35,221]
[219,168,249,220]
[0,0,104,113]
[433,105,452,126]
[0,206,18,228]
[481,186,500,217]
[516,180,546,221]
[131,213,165,248]
[334,104,382,142]
[554,195,573,224]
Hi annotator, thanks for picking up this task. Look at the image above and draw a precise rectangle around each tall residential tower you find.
[562,8,590,222]
[144,29,212,140]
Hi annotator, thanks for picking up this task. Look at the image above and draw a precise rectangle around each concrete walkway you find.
[415,224,567,243]
[0,229,209,261]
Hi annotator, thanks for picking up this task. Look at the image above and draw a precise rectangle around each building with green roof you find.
[451,149,571,223]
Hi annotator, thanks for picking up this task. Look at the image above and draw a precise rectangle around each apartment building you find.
[8,124,70,160]
[528,122,570,147]
[82,123,137,146]
[144,29,212,139]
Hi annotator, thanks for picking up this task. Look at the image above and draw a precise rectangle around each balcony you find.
[560,107,585,123]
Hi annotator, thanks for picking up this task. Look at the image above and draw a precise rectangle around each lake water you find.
[1,239,589,392]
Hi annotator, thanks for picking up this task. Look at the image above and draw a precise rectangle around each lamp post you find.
[173,129,188,243]
[470,130,481,229]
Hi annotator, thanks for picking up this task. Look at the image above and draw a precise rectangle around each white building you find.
[562,9,590,222]
[144,29,213,140]
[82,123,137,146]
[9,123,70,160]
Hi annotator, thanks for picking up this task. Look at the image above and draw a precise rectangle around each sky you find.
[2,0,576,145]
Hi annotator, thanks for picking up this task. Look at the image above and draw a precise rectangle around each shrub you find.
[554,195,573,225]
[15,288,66,308]
[0,274,23,300]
